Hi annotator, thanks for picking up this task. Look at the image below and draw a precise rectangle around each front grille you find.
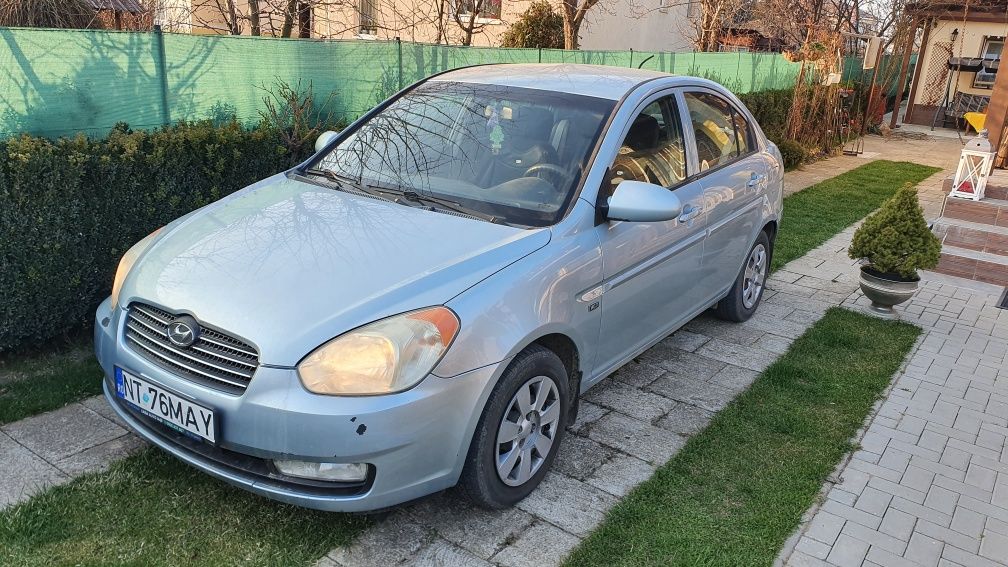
[124,303,259,394]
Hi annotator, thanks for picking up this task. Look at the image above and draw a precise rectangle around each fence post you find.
[629,48,633,69]
[153,25,171,126]
[538,47,542,63]
[396,37,403,91]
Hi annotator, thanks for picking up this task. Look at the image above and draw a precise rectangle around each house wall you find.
[181,0,694,51]
[911,19,1007,110]
[576,1,693,52]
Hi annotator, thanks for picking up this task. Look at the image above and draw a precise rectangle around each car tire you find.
[715,230,771,322]
[459,345,569,509]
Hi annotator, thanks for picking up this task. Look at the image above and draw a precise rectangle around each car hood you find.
[123,174,551,366]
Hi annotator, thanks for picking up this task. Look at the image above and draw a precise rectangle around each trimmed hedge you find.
[0,121,309,353]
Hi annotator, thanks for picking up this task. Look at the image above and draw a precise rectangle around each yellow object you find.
[963,112,987,133]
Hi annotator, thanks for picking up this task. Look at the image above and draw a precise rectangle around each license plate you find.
[115,367,217,443]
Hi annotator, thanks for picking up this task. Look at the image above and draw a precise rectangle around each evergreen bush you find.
[848,185,941,279]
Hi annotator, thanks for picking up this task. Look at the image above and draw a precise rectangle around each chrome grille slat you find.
[125,334,250,389]
[125,314,256,369]
[124,302,260,394]
[125,322,254,379]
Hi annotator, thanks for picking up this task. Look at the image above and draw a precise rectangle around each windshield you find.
[311,81,614,227]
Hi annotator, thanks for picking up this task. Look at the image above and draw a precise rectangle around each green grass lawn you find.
[772,160,940,271]
[565,308,921,566]
[0,339,103,425]
[0,449,370,566]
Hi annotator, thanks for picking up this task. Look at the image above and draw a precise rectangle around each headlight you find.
[297,306,460,395]
[111,228,162,308]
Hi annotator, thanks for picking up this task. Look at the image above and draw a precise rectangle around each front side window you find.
[975,36,1003,88]
[312,81,613,227]
[684,92,739,171]
[732,108,752,154]
[609,97,687,194]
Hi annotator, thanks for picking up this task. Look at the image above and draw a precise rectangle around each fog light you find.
[273,460,368,482]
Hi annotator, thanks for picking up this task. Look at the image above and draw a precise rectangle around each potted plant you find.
[848,185,942,317]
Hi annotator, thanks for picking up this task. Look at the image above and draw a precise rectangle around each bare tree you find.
[557,0,604,49]
[0,0,102,28]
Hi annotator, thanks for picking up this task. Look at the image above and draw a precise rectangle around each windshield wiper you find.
[303,168,391,201]
[395,189,502,224]
[305,169,502,224]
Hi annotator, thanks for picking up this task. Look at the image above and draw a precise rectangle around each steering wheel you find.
[523,163,570,190]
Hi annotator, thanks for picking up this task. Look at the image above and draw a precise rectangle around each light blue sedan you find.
[95,64,783,511]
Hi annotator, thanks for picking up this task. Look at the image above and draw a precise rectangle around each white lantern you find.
[950,130,995,201]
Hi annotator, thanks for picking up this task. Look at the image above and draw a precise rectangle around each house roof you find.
[88,0,145,13]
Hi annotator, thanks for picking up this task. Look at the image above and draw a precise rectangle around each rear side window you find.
[732,109,753,155]
[684,92,741,172]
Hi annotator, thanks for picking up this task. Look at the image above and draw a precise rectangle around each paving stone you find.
[552,434,612,481]
[79,395,126,428]
[854,486,893,518]
[327,511,432,567]
[795,536,831,559]
[515,473,617,537]
[825,533,869,566]
[1,404,126,463]
[708,364,760,394]
[406,494,534,560]
[489,521,579,567]
[655,401,714,436]
[409,539,491,567]
[585,453,655,498]
[0,432,67,508]
[805,510,846,545]
[660,329,711,352]
[586,411,685,464]
[978,529,1008,562]
[879,506,917,541]
[608,361,666,388]
[583,380,676,423]
[949,506,985,539]
[904,531,944,567]
[648,373,737,413]
[53,433,145,477]
[695,338,778,372]
[638,346,725,381]
[569,401,607,434]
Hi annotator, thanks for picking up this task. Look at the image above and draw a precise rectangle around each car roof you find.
[429,63,675,100]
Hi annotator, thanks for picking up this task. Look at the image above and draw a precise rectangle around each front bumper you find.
[95,297,501,512]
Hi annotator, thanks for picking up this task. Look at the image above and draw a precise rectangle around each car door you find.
[682,90,767,301]
[592,93,708,377]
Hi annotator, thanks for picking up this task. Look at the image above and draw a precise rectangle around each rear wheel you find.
[459,345,569,509]
[715,231,771,322]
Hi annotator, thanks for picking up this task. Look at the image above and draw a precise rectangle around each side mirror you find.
[315,130,338,153]
[606,180,683,222]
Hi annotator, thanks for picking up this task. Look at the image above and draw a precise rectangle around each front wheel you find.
[715,231,771,322]
[459,345,569,509]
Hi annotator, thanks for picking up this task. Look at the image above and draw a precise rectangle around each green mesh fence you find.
[2,27,807,139]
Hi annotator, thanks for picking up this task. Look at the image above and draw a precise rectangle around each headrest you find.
[625,114,660,151]
[511,106,554,142]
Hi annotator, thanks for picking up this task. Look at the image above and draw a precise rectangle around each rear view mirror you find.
[606,180,683,222]
[315,130,338,153]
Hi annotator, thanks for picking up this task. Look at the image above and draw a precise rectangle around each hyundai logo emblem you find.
[167,316,200,347]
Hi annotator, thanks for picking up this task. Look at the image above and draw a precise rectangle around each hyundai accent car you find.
[95,64,783,511]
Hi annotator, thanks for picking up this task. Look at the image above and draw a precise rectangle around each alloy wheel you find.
[495,375,561,486]
[742,243,767,309]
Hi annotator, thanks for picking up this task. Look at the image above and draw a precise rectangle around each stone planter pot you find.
[859,266,919,317]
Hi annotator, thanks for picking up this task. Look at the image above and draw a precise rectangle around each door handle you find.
[747,172,766,188]
[678,205,701,223]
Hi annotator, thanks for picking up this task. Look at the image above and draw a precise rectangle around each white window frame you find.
[454,0,503,23]
[974,36,1003,89]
